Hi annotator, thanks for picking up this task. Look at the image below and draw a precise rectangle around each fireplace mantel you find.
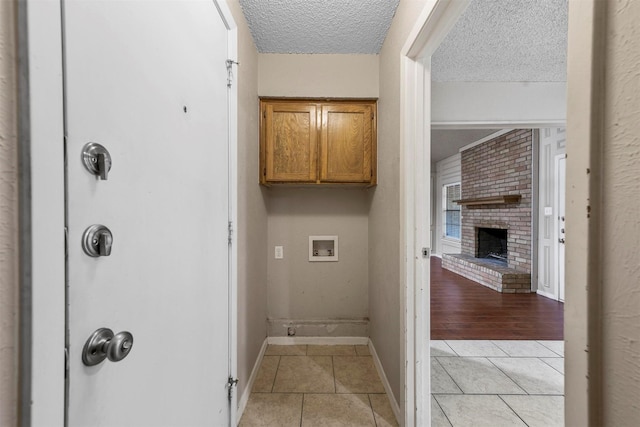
[454,195,521,206]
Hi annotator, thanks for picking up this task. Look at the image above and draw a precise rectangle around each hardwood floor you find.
[430,257,564,340]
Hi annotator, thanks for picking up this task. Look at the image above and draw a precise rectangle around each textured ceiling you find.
[239,0,400,54]
[432,129,500,163]
[432,0,568,82]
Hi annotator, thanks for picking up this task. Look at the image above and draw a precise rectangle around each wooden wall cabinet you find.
[260,98,377,186]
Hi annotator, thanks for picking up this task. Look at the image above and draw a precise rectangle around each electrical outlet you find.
[275,246,284,259]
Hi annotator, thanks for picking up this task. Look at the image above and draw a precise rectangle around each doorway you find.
[398,0,598,425]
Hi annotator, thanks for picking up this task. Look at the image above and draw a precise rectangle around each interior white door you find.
[64,1,231,425]
[556,155,566,302]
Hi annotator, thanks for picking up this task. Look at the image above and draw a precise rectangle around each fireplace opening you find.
[477,228,508,266]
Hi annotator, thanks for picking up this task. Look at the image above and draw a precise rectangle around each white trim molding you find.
[236,338,268,425]
[21,1,66,424]
[267,336,369,346]
[369,339,401,425]
[400,1,471,425]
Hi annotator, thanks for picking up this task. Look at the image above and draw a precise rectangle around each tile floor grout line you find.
[367,394,379,427]
[441,340,460,357]
[497,394,532,427]
[538,357,565,375]
[271,355,282,393]
[300,393,305,427]
[485,357,530,395]
[432,394,455,427]
[536,340,564,357]
[331,355,337,393]
[432,356,466,394]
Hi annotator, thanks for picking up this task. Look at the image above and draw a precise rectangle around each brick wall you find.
[460,130,533,273]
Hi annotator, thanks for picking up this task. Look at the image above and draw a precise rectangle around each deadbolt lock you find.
[82,224,113,257]
[82,142,112,180]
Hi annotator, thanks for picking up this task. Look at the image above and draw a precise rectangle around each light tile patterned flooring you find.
[431,340,565,427]
[240,341,564,426]
[239,344,398,427]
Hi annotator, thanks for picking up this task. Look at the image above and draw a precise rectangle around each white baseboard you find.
[368,339,401,425]
[236,338,268,425]
[267,336,369,345]
[267,318,369,338]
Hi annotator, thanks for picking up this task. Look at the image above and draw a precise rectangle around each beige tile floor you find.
[239,345,399,427]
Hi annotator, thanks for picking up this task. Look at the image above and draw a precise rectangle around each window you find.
[443,183,461,240]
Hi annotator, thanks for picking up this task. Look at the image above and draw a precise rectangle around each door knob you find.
[82,142,112,180]
[82,328,134,366]
[82,224,113,257]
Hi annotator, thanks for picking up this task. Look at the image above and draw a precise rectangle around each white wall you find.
[258,54,379,98]
[432,82,566,126]
[372,0,428,416]
[433,153,462,257]
[0,0,18,425]
[266,189,369,336]
[227,0,268,405]
[536,128,566,300]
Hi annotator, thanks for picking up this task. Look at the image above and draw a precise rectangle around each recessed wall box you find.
[309,236,338,262]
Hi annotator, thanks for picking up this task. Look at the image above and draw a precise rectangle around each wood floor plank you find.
[430,257,564,340]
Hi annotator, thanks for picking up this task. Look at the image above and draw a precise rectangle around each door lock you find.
[82,142,112,180]
[82,328,134,366]
[82,224,113,257]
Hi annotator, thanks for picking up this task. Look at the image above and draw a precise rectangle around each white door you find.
[556,155,566,302]
[64,1,232,425]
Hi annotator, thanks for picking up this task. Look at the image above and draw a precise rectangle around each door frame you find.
[400,0,603,425]
[554,153,566,303]
[18,1,239,425]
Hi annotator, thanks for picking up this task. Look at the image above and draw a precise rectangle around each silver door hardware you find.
[82,142,112,180]
[82,328,134,366]
[82,224,113,257]
[227,377,239,401]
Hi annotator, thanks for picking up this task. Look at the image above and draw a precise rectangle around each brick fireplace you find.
[442,129,532,293]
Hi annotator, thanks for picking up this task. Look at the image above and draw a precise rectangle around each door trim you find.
[19,1,66,425]
[554,154,566,302]
[21,1,238,425]
[400,0,601,425]
[400,2,471,425]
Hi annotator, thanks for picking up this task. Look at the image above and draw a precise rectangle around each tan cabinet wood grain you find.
[263,102,317,183]
[260,99,377,186]
[320,104,373,183]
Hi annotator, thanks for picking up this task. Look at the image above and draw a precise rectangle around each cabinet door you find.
[320,104,374,183]
[264,102,317,183]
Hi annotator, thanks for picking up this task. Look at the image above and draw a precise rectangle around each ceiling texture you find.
[432,0,568,82]
[239,0,400,54]
[239,0,567,162]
